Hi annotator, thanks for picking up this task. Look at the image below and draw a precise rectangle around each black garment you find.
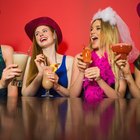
[134,55,140,70]
[0,46,7,97]
[0,88,7,97]
[0,46,6,79]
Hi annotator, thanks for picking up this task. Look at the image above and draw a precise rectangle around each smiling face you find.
[90,19,101,50]
[34,25,56,48]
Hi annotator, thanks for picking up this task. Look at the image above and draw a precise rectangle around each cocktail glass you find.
[82,47,92,63]
[12,52,29,87]
[112,43,132,79]
[112,43,132,60]
[42,66,54,97]
[82,47,92,81]
[42,64,59,97]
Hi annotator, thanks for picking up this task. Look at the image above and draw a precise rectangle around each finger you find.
[77,61,87,69]
[5,74,16,80]
[9,71,21,77]
[4,64,18,71]
[8,68,22,74]
[114,54,121,61]
[77,55,83,61]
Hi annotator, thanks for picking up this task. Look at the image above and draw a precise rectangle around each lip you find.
[91,36,98,41]
[40,37,48,42]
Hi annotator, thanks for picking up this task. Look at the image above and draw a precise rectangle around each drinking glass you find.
[112,43,132,79]
[12,52,29,87]
[82,47,92,63]
[42,66,54,97]
[82,47,92,81]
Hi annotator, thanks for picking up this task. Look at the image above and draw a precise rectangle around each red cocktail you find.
[112,43,132,60]
[82,47,91,63]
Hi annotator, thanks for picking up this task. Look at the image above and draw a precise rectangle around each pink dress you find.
[83,51,115,102]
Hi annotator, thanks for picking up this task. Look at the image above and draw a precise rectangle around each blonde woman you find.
[70,7,137,101]
[115,3,140,98]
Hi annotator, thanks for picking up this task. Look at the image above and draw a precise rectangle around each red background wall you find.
[0,0,140,56]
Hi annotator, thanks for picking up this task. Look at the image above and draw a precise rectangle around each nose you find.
[91,28,96,34]
[39,32,44,37]
[90,31,95,37]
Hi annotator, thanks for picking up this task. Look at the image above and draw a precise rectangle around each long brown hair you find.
[26,26,58,86]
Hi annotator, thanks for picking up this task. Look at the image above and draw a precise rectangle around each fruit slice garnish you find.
[50,63,60,72]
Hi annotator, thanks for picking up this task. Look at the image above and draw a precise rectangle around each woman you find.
[115,3,140,98]
[70,7,135,101]
[22,17,73,97]
[0,45,22,97]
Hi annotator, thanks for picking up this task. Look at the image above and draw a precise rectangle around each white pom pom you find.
[93,7,117,26]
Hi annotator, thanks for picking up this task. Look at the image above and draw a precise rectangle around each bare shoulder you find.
[75,53,80,58]
[1,44,14,53]
[1,45,14,62]
[65,55,74,70]
[66,55,74,62]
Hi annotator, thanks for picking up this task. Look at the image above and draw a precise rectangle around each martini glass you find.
[112,43,132,79]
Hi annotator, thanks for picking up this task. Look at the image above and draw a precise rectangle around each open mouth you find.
[91,36,98,41]
[40,37,48,42]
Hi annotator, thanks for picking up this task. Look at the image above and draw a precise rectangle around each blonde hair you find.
[90,19,120,91]
[100,19,120,91]
[26,27,58,87]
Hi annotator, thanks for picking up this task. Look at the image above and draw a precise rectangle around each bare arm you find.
[125,66,140,98]
[53,55,74,97]
[22,57,43,96]
[115,56,140,98]
[70,54,87,97]
[97,78,126,98]
[135,67,140,89]
[85,66,126,98]
[0,45,21,97]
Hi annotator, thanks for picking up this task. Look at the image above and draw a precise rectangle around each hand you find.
[44,69,59,89]
[76,53,90,72]
[34,54,46,73]
[0,64,22,88]
[85,66,101,81]
[115,54,131,76]
[115,54,126,69]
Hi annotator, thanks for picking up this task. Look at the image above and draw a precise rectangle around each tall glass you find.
[42,63,59,97]
[12,52,29,87]
[112,43,132,79]
[42,66,54,98]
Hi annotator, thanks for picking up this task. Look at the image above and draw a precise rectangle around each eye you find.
[96,27,101,30]
[43,29,47,33]
[35,32,39,36]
